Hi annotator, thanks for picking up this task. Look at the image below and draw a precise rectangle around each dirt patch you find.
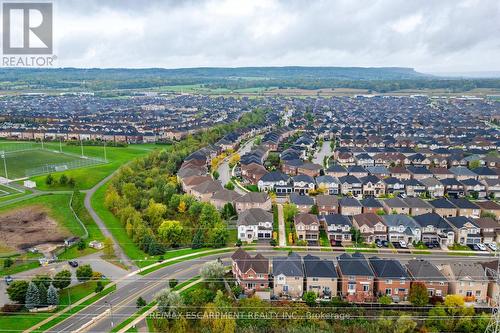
[0,205,70,251]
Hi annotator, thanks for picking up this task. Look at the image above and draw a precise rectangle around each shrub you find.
[1,303,23,313]
[76,264,93,282]
[169,278,178,289]
[3,257,14,268]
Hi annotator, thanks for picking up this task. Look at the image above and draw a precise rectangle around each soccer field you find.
[0,149,100,179]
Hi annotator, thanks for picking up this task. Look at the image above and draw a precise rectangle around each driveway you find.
[277,204,286,247]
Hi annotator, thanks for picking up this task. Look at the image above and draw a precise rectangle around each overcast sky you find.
[52,0,500,73]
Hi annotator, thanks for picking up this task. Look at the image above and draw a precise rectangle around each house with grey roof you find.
[406,259,449,298]
[337,253,375,302]
[273,252,304,298]
[303,254,338,298]
[382,214,421,244]
[445,216,481,245]
[441,262,488,303]
[237,208,273,242]
[369,257,411,301]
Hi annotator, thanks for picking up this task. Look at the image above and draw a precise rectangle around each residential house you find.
[441,263,488,303]
[389,167,411,180]
[360,197,384,214]
[449,166,477,181]
[210,189,242,210]
[483,179,500,199]
[352,213,387,243]
[241,162,268,184]
[315,175,340,195]
[258,171,292,194]
[273,252,304,298]
[383,214,421,243]
[237,208,274,242]
[339,197,363,216]
[446,216,481,245]
[315,195,338,215]
[407,166,433,180]
[297,162,323,178]
[382,197,410,215]
[347,165,369,178]
[420,177,445,198]
[338,175,363,196]
[231,248,270,293]
[294,213,320,244]
[440,178,465,198]
[481,261,500,306]
[325,164,348,178]
[303,254,338,298]
[413,213,455,246]
[292,174,316,195]
[475,217,500,244]
[369,257,411,301]
[383,177,406,195]
[472,167,498,181]
[430,167,455,180]
[449,198,481,218]
[460,178,487,198]
[289,193,315,213]
[429,198,457,218]
[320,214,353,245]
[406,259,449,298]
[402,197,433,216]
[360,175,386,197]
[337,253,375,302]
[476,201,500,220]
[190,180,223,202]
[235,192,272,212]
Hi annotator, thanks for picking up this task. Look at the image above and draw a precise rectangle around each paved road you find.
[277,204,286,247]
[48,249,497,332]
[313,140,332,167]
[217,137,257,194]
[84,172,137,270]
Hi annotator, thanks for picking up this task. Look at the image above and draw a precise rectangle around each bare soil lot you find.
[0,205,70,251]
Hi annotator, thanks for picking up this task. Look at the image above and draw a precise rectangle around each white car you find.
[487,243,497,251]
[399,240,408,248]
[476,243,487,251]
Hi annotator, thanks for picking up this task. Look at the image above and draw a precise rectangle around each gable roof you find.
[369,257,409,279]
[231,248,269,275]
[337,252,374,277]
[303,254,338,278]
[273,252,303,277]
[237,208,273,227]
[320,214,352,227]
[406,259,447,281]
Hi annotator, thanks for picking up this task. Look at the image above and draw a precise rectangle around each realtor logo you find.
[2,2,53,54]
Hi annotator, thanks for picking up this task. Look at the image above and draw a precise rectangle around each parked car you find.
[375,239,383,248]
[487,243,497,251]
[381,240,389,247]
[4,275,13,285]
[468,244,480,251]
[68,260,79,268]
[399,240,408,248]
[476,243,487,251]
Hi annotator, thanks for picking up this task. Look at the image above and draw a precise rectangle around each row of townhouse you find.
[254,167,499,199]
[231,249,497,304]
[290,210,499,248]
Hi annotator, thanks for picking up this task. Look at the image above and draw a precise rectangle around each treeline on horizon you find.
[1,67,499,93]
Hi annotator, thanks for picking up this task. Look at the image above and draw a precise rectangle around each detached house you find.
[352,213,387,243]
[360,197,384,214]
[369,257,411,302]
[303,254,338,298]
[289,193,315,213]
[475,217,500,244]
[420,177,445,198]
[237,208,273,242]
[449,198,480,218]
[413,213,455,246]
[235,192,272,212]
[231,249,270,293]
[476,201,500,221]
[337,253,375,303]
[382,197,410,215]
[445,216,481,246]
[294,213,320,244]
[383,214,421,244]
[320,214,353,245]
[315,195,338,215]
[429,198,457,218]
[339,197,363,216]
[406,259,449,298]
[273,252,304,299]
[315,175,340,195]
[338,175,363,196]
[402,197,433,216]
[441,263,488,303]
[360,175,386,197]
[258,171,292,194]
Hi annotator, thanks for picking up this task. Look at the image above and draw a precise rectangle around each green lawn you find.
[319,230,330,247]
[30,143,162,190]
[91,182,150,266]
[0,280,111,333]
[0,149,83,179]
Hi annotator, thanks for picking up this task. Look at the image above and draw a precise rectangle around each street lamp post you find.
[105,301,114,327]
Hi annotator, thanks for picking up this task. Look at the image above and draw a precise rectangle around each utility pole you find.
[1,152,7,179]
[485,247,500,333]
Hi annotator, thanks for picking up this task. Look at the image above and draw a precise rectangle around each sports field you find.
[0,148,102,179]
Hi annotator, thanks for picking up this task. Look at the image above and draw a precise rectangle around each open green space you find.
[0,149,81,180]
[27,142,162,190]
[0,280,112,333]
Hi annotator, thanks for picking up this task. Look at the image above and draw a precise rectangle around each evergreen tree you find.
[38,283,48,307]
[191,228,204,249]
[47,284,59,306]
[25,282,40,309]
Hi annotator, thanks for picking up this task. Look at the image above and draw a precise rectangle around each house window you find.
[385,279,392,284]
[363,285,370,292]
[312,278,319,282]
[349,276,355,282]
[466,291,473,297]
[348,283,356,291]
[436,290,442,296]
[385,288,392,295]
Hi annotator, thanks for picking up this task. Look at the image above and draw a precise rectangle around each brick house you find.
[406,259,449,298]
[337,253,375,302]
[294,213,320,244]
[369,257,411,302]
[231,248,270,293]
[304,254,338,298]
[352,213,387,243]
[315,194,338,215]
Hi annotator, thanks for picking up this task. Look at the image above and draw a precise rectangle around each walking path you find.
[277,204,286,247]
